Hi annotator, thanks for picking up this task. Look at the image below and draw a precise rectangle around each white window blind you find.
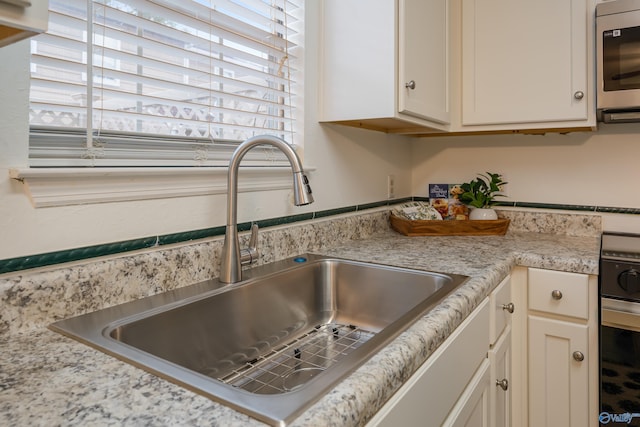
[28,0,302,167]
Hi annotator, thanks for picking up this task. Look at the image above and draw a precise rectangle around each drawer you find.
[490,275,512,346]
[528,268,589,320]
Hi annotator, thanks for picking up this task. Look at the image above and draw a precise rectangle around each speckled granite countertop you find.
[0,226,600,426]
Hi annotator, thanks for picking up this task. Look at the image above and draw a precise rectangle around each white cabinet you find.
[398,0,449,124]
[446,274,513,427]
[511,267,598,427]
[488,275,513,427]
[528,315,589,427]
[320,0,449,134]
[443,359,491,427]
[456,0,595,131]
[489,274,513,345]
[319,0,596,136]
[0,0,48,47]
[490,327,511,427]
[369,275,515,427]
[367,299,490,426]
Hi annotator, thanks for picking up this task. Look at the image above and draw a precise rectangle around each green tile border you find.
[596,206,640,215]
[512,201,597,212]
[1,198,637,275]
[157,226,226,246]
[0,198,407,275]
[0,237,159,275]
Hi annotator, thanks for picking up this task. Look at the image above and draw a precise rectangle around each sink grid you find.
[215,322,375,394]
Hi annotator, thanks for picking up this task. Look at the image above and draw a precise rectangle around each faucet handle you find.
[248,223,258,252]
[240,223,259,266]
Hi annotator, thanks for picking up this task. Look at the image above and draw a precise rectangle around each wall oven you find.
[596,0,640,122]
[600,232,640,424]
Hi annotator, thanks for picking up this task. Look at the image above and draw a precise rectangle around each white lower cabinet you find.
[443,359,491,427]
[511,267,598,427]
[369,275,514,427]
[490,327,512,427]
[528,315,589,427]
[367,299,490,426]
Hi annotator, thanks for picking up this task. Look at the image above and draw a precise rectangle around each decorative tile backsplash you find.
[497,209,602,237]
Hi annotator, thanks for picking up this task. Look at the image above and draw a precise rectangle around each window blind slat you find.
[144,0,299,41]
[90,28,295,87]
[92,67,293,116]
[93,86,294,121]
[92,19,298,78]
[96,0,297,53]
[29,0,302,167]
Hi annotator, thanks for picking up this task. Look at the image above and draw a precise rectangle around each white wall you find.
[411,125,640,232]
[0,5,413,261]
[6,3,639,262]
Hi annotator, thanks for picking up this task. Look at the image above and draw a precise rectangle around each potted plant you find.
[460,172,507,220]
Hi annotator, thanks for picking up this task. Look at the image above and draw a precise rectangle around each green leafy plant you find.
[460,172,507,208]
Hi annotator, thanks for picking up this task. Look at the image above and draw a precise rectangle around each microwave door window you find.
[604,26,640,91]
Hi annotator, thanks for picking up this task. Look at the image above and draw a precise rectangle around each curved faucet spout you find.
[219,135,314,284]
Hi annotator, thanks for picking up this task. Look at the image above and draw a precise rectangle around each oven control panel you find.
[601,232,640,301]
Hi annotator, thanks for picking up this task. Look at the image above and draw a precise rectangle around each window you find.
[28,0,302,167]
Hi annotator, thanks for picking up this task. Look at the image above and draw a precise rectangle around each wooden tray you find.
[390,214,510,236]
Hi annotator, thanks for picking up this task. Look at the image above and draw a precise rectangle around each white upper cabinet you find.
[457,0,595,130]
[320,0,450,133]
[319,0,596,136]
[0,0,48,47]
[399,0,450,124]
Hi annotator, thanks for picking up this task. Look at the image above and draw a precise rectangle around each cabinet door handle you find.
[405,80,416,90]
[496,379,509,391]
[573,351,585,362]
[501,302,515,314]
[574,91,584,100]
[551,290,563,300]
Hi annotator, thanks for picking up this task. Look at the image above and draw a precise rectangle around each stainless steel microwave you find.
[597,0,640,122]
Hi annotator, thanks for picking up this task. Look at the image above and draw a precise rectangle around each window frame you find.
[27,0,304,168]
[15,0,307,208]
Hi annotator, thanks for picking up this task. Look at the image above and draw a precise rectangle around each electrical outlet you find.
[387,174,395,199]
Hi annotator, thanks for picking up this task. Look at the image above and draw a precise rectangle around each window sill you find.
[9,166,315,208]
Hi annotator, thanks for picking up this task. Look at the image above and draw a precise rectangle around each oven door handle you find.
[602,298,640,332]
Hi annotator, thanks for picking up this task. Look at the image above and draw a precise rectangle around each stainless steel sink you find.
[50,254,468,426]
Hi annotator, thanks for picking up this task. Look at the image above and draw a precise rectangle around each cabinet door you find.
[399,0,450,124]
[490,327,511,427]
[443,359,491,427]
[490,275,512,346]
[461,0,588,125]
[528,315,589,427]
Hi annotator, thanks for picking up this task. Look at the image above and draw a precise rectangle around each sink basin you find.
[50,254,468,426]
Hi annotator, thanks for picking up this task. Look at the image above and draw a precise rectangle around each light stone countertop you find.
[0,228,600,427]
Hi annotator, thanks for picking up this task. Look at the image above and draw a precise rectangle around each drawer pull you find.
[551,290,563,300]
[573,351,584,362]
[496,379,509,391]
[501,302,515,314]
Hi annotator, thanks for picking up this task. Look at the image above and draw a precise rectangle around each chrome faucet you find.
[219,135,314,284]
